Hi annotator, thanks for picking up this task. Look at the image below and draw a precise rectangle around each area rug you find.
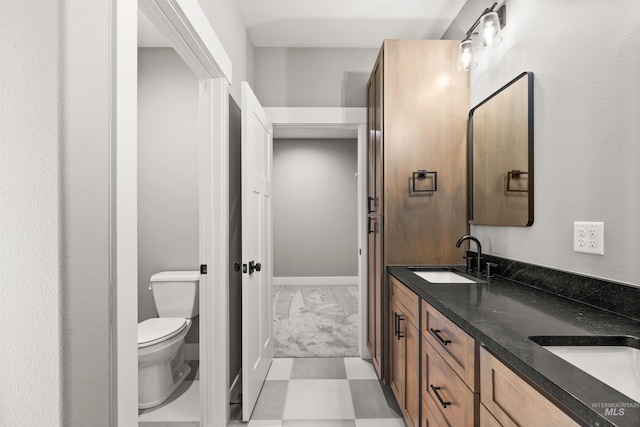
[273,285,359,358]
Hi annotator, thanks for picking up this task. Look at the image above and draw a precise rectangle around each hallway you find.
[229,358,404,426]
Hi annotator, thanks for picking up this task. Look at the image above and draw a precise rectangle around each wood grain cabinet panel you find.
[423,338,478,427]
[389,283,420,427]
[366,49,384,378]
[480,404,503,427]
[366,39,469,383]
[391,276,419,328]
[480,347,580,427]
[422,300,479,392]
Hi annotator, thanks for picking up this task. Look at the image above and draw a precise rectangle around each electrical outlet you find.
[574,222,604,255]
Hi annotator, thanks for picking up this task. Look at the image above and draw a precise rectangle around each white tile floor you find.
[229,358,405,427]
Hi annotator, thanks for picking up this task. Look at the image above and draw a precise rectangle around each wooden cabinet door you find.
[389,297,419,427]
[480,347,580,427]
[367,215,382,376]
[366,49,384,380]
[404,322,420,427]
[389,299,405,406]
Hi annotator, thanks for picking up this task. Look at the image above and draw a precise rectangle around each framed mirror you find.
[469,71,534,226]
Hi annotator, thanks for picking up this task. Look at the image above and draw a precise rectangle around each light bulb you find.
[457,39,477,72]
[478,11,502,49]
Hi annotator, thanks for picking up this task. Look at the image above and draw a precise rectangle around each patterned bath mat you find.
[273,285,359,358]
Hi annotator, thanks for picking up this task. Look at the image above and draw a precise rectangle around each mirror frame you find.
[468,71,534,226]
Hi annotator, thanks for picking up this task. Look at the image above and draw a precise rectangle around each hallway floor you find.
[229,357,405,427]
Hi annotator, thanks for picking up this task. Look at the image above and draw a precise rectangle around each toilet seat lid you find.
[138,317,187,348]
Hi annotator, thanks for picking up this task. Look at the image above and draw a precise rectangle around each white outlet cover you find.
[574,222,604,255]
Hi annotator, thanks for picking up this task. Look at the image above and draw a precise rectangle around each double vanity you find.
[388,260,640,427]
[364,38,639,427]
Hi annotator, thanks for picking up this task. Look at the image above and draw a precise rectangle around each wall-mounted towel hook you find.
[412,170,437,192]
[506,170,528,192]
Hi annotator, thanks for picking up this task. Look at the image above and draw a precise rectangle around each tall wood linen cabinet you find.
[366,40,470,385]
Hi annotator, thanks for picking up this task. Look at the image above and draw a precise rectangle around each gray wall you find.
[273,138,358,277]
[199,0,255,104]
[254,47,379,107]
[458,0,640,286]
[137,48,200,338]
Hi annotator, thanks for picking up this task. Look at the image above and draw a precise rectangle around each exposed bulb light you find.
[456,2,506,72]
[457,39,478,71]
[477,11,502,49]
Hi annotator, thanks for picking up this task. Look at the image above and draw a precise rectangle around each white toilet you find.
[138,270,200,409]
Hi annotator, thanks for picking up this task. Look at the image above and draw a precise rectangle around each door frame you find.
[113,1,232,426]
[264,107,369,358]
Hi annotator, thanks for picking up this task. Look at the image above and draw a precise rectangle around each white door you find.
[241,81,274,421]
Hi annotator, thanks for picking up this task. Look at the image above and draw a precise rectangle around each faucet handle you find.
[462,255,473,272]
[486,262,498,278]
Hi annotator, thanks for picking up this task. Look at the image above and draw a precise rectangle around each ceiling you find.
[137,0,472,138]
[139,0,469,48]
[235,0,467,48]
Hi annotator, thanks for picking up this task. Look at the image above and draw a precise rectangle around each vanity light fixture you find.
[457,2,506,71]
[457,39,478,71]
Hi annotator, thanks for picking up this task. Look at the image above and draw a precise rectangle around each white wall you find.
[199,0,255,104]
[254,47,379,107]
[1,1,113,425]
[1,2,63,424]
[469,0,640,286]
[273,138,359,277]
[138,48,200,323]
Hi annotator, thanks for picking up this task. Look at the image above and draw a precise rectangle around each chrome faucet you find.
[456,235,482,277]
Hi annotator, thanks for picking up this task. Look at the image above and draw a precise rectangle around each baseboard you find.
[273,276,359,286]
[185,343,199,360]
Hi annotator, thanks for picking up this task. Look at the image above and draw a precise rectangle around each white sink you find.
[544,345,640,403]
[413,270,477,284]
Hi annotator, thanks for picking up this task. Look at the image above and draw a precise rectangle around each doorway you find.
[136,44,200,425]
[265,107,369,358]
[272,135,359,358]
[114,2,231,426]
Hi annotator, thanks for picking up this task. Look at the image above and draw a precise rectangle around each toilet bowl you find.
[138,271,199,409]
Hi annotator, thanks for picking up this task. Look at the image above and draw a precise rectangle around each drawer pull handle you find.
[430,385,451,409]
[430,328,452,345]
[393,312,399,337]
[396,313,405,340]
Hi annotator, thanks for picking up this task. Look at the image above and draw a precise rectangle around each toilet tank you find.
[150,271,200,318]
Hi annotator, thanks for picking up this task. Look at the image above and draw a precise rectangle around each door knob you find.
[255,263,262,272]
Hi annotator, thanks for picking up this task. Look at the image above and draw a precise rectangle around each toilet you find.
[138,270,200,409]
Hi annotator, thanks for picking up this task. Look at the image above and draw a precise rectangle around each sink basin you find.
[530,336,640,403]
[411,268,479,284]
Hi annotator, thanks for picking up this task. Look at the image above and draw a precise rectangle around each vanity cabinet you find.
[479,347,580,427]
[422,301,479,427]
[366,39,469,381]
[389,276,420,427]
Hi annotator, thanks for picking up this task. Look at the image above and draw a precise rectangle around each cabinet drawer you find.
[480,404,503,427]
[480,347,580,427]
[423,338,477,427]
[422,300,478,391]
[423,395,444,427]
[390,275,419,328]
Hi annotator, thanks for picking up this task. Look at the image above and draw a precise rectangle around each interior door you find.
[241,81,274,421]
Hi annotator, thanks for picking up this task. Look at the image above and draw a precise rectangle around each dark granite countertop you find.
[388,265,640,427]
